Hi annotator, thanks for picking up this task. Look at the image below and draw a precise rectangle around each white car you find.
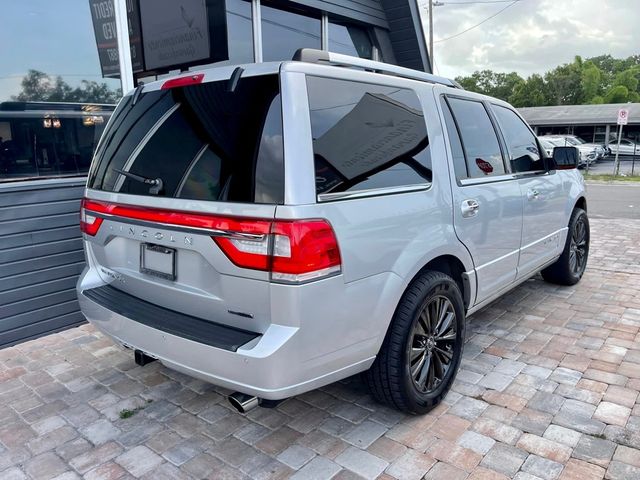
[609,138,640,156]
[540,136,594,167]
[550,135,605,160]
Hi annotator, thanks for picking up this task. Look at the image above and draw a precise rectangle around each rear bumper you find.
[76,265,398,400]
[78,284,373,399]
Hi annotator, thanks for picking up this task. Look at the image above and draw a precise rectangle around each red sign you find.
[476,158,493,175]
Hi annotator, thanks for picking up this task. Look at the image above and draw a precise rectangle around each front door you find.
[440,94,523,305]
[489,104,566,278]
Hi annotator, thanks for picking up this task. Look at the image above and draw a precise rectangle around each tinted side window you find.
[440,98,468,179]
[448,97,505,178]
[89,75,284,204]
[493,105,543,173]
[306,77,432,196]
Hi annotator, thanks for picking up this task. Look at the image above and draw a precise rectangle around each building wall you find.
[0,178,87,347]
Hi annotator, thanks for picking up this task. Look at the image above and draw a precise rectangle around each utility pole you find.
[429,0,434,72]
[425,1,443,72]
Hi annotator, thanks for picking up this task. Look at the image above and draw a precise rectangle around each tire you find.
[541,208,589,286]
[364,270,465,414]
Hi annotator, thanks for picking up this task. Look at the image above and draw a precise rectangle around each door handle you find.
[527,189,540,200]
[461,199,480,218]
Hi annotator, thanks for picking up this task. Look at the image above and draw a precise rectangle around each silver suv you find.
[77,50,589,414]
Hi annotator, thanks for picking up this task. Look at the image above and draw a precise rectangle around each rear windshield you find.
[88,75,284,204]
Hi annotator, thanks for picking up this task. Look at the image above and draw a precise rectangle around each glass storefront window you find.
[328,22,373,59]
[220,0,254,66]
[180,0,253,76]
[261,5,321,62]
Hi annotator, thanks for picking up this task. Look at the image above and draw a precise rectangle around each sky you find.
[0,0,637,102]
[418,0,639,79]
[0,0,120,102]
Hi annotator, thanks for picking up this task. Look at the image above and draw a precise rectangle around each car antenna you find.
[227,67,244,93]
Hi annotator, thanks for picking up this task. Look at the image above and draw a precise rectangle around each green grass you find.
[582,173,640,182]
[118,400,152,419]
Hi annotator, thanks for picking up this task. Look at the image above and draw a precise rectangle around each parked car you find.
[77,50,589,414]
[609,138,640,156]
[539,135,596,167]
[563,135,606,159]
[539,138,556,157]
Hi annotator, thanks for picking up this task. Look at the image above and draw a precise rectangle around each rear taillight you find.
[270,220,342,283]
[80,198,103,236]
[78,198,341,283]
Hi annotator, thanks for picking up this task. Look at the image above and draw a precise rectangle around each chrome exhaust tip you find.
[228,392,260,414]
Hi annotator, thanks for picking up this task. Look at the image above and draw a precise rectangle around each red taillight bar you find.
[79,199,341,282]
[161,73,205,90]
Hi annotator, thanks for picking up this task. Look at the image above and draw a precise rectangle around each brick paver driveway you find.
[1,218,639,480]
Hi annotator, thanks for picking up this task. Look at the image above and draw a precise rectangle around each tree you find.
[508,74,549,107]
[455,54,640,107]
[580,62,602,103]
[12,70,121,104]
[604,85,630,104]
[454,70,524,102]
[544,57,583,105]
[613,68,639,93]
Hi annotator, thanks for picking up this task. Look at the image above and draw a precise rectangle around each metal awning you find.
[518,103,640,126]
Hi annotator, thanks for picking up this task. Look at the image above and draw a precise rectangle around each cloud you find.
[419,0,639,78]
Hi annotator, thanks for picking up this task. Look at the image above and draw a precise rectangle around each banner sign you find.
[90,0,228,79]
[140,0,210,70]
[89,0,144,77]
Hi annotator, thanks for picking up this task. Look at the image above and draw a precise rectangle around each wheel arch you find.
[575,196,587,212]
[405,254,472,311]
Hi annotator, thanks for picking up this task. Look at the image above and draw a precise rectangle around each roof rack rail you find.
[292,48,462,89]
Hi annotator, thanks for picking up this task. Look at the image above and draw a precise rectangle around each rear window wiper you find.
[114,169,164,195]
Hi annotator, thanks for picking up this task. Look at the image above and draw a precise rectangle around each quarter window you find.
[447,97,505,178]
[493,105,543,173]
[306,77,432,197]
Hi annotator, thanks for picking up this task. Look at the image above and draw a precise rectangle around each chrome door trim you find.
[317,183,431,202]
[519,227,567,251]
[474,248,520,273]
[467,255,559,315]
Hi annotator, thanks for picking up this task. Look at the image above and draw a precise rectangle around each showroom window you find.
[328,22,373,59]
[261,5,321,61]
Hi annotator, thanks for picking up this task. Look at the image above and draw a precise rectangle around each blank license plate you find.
[140,243,176,281]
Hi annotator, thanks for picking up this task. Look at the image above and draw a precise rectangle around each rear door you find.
[439,93,522,304]
[82,71,285,333]
[490,104,566,278]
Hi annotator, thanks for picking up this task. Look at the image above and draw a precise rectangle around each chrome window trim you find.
[317,183,431,202]
[459,170,549,187]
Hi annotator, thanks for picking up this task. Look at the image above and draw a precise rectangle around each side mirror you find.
[552,146,579,170]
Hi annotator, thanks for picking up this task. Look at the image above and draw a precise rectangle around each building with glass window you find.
[518,103,640,146]
[0,0,430,347]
